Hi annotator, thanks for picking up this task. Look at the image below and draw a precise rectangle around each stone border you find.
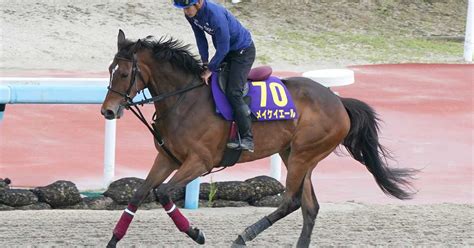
[0,176,284,210]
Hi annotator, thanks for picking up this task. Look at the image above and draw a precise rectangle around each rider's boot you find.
[227,104,254,152]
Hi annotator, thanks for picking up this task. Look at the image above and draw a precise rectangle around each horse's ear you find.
[134,39,142,53]
[117,29,126,50]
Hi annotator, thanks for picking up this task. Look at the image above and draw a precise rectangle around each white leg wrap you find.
[165,204,176,214]
[124,208,136,216]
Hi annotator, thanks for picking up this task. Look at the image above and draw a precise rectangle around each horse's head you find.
[101,30,151,120]
[101,30,205,120]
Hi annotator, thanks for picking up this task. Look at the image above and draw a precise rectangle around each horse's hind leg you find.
[232,153,306,247]
[293,140,339,247]
[107,154,176,248]
[297,168,319,248]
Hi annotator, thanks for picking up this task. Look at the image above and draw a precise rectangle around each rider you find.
[173,0,256,152]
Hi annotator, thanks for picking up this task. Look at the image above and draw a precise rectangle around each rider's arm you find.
[187,17,209,64]
[207,18,230,72]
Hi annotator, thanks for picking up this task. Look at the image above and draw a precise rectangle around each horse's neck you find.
[150,67,196,105]
[149,70,201,126]
[151,80,209,141]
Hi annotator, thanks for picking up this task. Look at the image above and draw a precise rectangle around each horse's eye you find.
[120,73,129,78]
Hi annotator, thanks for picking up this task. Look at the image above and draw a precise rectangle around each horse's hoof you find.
[106,234,118,248]
[231,235,247,247]
[195,229,206,244]
[187,227,206,245]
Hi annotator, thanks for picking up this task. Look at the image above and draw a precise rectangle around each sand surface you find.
[0,0,467,74]
[1,203,473,247]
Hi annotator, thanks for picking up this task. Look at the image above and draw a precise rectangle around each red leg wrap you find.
[113,203,138,241]
[163,201,190,233]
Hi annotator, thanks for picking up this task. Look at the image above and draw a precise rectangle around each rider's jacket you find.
[185,0,252,72]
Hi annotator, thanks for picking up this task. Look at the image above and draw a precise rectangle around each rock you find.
[214,181,254,202]
[104,177,155,204]
[197,199,210,208]
[200,178,284,203]
[0,189,38,207]
[245,176,285,203]
[0,178,11,191]
[166,184,186,202]
[152,183,186,203]
[0,182,7,191]
[251,194,283,207]
[140,201,161,210]
[84,196,114,210]
[199,182,224,201]
[0,204,15,211]
[32,180,82,208]
[199,183,211,200]
[175,200,185,208]
[16,202,52,210]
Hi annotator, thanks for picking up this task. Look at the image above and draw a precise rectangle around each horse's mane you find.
[118,36,203,77]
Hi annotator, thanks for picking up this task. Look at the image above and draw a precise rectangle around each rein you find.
[107,53,205,166]
[127,83,204,107]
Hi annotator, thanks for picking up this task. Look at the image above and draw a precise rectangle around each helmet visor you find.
[173,0,196,9]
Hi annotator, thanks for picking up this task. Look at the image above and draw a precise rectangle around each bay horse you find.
[101,30,416,248]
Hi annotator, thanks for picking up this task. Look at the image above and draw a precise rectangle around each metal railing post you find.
[270,154,282,180]
[103,119,117,188]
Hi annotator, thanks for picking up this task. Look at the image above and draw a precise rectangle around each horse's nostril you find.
[104,109,116,120]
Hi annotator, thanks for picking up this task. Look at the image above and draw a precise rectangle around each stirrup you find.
[227,140,240,149]
[226,137,254,152]
[227,130,242,150]
[240,138,254,152]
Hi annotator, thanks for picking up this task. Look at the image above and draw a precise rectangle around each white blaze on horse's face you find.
[111,64,118,79]
[101,61,128,120]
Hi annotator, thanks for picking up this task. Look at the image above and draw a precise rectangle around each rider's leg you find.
[225,43,256,151]
[227,104,254,151]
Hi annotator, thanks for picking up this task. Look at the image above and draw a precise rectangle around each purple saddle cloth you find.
[210,73,298,121]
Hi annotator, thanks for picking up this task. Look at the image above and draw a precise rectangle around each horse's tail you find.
[340,97,417,200]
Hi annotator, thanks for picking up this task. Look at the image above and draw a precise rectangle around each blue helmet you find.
[173,0,199,9]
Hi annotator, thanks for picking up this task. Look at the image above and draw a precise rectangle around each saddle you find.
[212,65,297,167]
[212,65,297,122]
[218,64,273,96]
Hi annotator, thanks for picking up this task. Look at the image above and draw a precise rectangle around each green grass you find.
[257,29,463,65]
[257,54,272,65]
[207,179,218,208]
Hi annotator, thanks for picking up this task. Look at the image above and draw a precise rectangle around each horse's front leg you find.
[107,154,177,248]
[154,155,210,245]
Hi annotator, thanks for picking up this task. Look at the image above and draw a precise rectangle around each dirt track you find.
[1,203,472,247]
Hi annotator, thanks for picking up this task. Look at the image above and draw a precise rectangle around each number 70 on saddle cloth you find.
[248,77,297,121]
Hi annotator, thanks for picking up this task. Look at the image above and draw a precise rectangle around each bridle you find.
[107,53,145,103]
[107,52,205,108]
[106,52,205,166]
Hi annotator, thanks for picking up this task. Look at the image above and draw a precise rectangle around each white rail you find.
[0,69,355,209]
[0,77,151,189]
